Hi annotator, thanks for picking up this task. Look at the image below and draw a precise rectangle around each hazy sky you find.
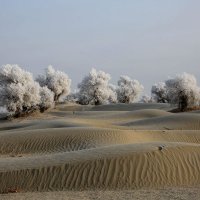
[0,0,200,93]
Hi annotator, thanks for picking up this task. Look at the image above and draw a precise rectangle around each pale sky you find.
[0,0,200,93]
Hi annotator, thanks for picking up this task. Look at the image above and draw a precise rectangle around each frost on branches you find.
[140,95,153,103]
[0,64,54,117]
[36,65,71,102]
[116,76,144,103]
[39,86,55,112]
[0,64,40,116]
[165,73,200,111]
[151,82,168,103]
[77,69,117,105]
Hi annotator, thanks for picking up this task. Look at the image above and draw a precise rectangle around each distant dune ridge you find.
[0,103,200,199]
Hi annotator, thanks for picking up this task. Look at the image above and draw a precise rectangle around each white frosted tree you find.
[39,86,55,112]
[0,64,41,116]
[108,84,117,103]
[0,64,55,117]
[77,68,116,105]
[140,95,153,103]
[151,82,169,103]
[116,75,144,103]
[36,65,71,102]
[165,73,200,111]
[65,93,78,103]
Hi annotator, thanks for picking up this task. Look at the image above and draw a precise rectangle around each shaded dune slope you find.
[91,103,173,111]
[48,109,171,119]
[73,109,172,120]
[0,119,84,132]
[121,113,200,130]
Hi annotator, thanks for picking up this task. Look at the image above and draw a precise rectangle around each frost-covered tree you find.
[0,64,54,117]
[65,89,79,103]
[0,64,41,116]
[165,73,200,111]
[116,76,144,103]
[65,93,78,103]
[36,65,71,102]
[108,84,117,103]
[39,86,55,112]
[77,68,116,105]
[151,82,169,103]
[140,95,153,103]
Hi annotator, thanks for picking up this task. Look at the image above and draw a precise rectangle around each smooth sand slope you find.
[0,103,200,199]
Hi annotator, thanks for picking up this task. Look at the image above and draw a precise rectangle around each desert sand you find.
[0,103,200,199]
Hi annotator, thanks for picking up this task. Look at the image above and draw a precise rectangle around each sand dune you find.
[1,128,200,156]
[46,108,174,129]
[0,103,200,199]
[91,103,173,111]
[0,119,85,132]
[121,113,200,130]
[0,142,200,193]
[73,109,172,119]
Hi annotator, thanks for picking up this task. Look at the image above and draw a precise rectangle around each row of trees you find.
[0,64,200,117]
[75,69,144,105]
[0,64,71,117]
[69,69,200,112]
